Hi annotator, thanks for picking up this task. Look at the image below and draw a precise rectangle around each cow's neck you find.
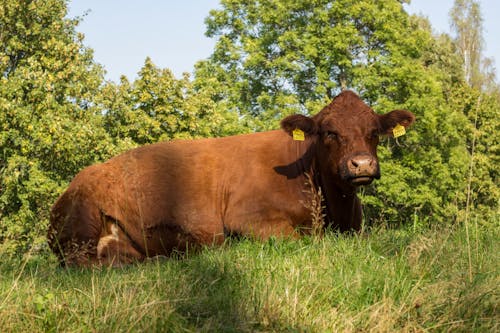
[313,162,360,232]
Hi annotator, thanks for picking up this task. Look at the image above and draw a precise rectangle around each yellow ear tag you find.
[292,128,305,141]
[392,124,406,138]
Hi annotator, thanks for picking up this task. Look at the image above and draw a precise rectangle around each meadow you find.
[1,223,498,332]
[1,1,499,331]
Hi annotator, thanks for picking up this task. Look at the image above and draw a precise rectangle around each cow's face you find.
[281,91,415,188]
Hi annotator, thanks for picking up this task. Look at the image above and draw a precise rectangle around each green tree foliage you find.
[0,0,119,256]
[99,57,244,146]
[204,0,423,125]
[448,0,499,224]
[448,85,499,223]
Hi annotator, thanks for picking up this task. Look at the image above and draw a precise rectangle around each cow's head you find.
[281,90,415,188]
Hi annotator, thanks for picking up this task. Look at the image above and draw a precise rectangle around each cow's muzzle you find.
[344,154,380,186]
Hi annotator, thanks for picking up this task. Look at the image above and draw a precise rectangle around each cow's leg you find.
[97,217,145,267]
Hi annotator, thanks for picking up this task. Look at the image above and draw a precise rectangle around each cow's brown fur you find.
[48,91,415,266]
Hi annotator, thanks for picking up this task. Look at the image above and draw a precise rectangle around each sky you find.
[68,0,500,83]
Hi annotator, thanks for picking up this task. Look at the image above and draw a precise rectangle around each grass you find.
[0,224,498,332]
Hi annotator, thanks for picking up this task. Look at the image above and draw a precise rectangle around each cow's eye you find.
[326,131,338,140]
[370,130,379,139]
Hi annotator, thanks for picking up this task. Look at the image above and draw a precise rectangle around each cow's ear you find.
[280,114,318,137]
[379,110,416,136]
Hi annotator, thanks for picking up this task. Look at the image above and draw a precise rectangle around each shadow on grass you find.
[166,240,296,332]
[1,239,302,332]
[175,257,254,331]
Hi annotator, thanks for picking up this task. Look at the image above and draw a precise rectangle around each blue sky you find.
[68,0,499,83]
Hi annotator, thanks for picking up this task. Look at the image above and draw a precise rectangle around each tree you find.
[450,0,497,91]
[447,85,499,223]
[448,0,499,224]
[450,0,482,88]
[0,0,117,256]
[100,57,245,146]
[204,0,429,124]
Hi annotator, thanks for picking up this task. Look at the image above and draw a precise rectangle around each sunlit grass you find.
[1,224,498,332]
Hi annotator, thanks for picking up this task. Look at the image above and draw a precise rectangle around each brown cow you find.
[48,91,415,266]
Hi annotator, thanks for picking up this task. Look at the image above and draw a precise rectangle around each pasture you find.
[1,223,498,332]
[1,1,499,331]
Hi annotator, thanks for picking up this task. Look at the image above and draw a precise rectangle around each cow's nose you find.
[351,156,373,169]
[348,155,378,177]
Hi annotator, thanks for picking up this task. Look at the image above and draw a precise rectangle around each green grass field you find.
[1,224,498,332]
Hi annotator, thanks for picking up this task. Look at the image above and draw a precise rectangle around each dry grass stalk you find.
[464,95,481,282]
[301,172,326,238]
